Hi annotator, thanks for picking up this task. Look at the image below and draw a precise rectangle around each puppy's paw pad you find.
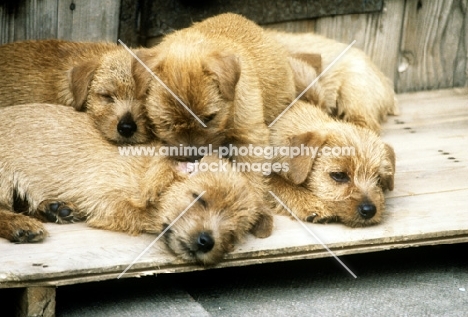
[37,200,77,223]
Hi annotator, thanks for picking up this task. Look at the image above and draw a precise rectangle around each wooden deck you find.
[1,88,467,289]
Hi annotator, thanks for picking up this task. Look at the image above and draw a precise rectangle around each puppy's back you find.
[0,104,145,212]
[0,40,118,107]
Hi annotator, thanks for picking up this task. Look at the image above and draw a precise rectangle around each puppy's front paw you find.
[8,218,47,243]
[305,212,338,224]
[37,200,77,223]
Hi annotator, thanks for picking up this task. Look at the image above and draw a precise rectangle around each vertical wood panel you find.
[58,0,120,42]
[1,0,120,44]
[397,0,467,93]
[314,0,405,85]
[263,20,316,33]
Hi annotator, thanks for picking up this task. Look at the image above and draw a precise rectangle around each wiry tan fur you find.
[136,13,296,201]
[265,30,399,133]
[268,101,395,227]
[0,104,181,243]
[0,105,272,266]
[160,155,273,266]
[0,39,152,144]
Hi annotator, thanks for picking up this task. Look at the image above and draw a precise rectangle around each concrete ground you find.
[3,242,467,316]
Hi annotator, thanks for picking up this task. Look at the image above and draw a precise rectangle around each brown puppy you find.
[268,100,395,227]
[160,155,273,266]
[0,104,272,266]
[0,104,180,243]
[138,13,295,140]
[0,39,151,143]
[265,30,399,133]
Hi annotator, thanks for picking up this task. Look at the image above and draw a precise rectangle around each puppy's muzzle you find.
[117,112,137,138]
[196,232,215,253]
[357,202,377,219]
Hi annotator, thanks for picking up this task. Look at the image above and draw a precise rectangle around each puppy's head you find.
[159,156,273,266]
[137,39,240,157]
[272,103,395,227]
[68,49,152,144]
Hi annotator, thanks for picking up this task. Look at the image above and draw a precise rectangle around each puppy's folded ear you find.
[132,49,153,99]
[133,48,161,99]
[204,53,240,101]
[249,208,274,238]
[284,131,327,185]
[379,143,396,191]
[68,61,99,111]
[288,56,324,106]
[292,53,322,73]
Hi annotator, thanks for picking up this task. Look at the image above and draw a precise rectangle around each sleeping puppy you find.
[0,39,152,143]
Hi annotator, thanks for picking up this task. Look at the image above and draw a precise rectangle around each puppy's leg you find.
[269,175,335,223]
[0,208,47,243]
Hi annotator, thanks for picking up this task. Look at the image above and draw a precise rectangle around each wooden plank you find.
[0,88,467,288]
[58,0,120,42]
[18,287,55,317]
[1,0,120,43]
[138,0,383,40]
[396,0,468,92]
[263,20,316,33]
[314,0,405,84]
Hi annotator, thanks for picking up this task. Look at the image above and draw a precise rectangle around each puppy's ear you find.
[204,53,240,101]
[292,53,322,73]
[284,131,327,185]
[287,56,324,106]
[250,208,273,238]
[379,143,396,191]
[68,61,99,111]
[132,48,160,99]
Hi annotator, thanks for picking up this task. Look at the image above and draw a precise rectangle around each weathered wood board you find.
[0,0,120,44]
[0,88,467,289]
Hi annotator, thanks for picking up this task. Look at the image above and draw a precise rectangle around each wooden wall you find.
[1,0,466,93]
[264,0,468,93]
[0,0,120,44]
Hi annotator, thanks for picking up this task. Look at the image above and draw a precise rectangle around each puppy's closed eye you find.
[99,93,114,103]
[329,172,350,183]
[203,113,217,124]
[192,192,207,208]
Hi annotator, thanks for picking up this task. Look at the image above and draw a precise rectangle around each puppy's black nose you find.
[197,232,215,253]
[117,113,137,138]
[358,202,377,219]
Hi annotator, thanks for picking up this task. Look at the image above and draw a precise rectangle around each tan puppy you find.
[137,13,295,150]
[136,13,297,202]
[0,104,180,243]
[0,104,272,266]
[268,100,395,227]
[0,40,151,143]
[160,155,273,266]
[265,30,399,133]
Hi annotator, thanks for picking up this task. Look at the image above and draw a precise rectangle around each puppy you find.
[0,105,272,266]
[0,103,180,243]
[0,39,151,143]
[265,30,399,133]
[160,155,273,266]
[268,100,395,227]
[136,14,297,197]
